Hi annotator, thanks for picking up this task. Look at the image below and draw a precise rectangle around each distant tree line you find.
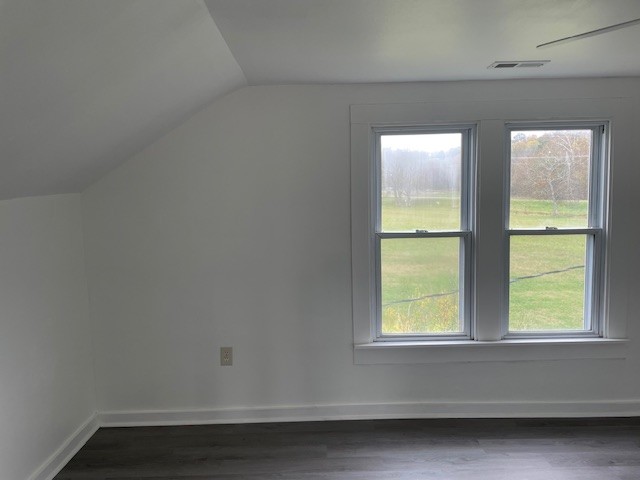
[382,131,591,214]
[511,131,590,214]
[381,148,460,205]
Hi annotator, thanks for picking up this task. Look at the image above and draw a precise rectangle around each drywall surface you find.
[0,195,95,480]
[83,78,640,414]
[1,0,246,200]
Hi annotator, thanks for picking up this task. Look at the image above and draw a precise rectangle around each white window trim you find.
[350,98,631,365]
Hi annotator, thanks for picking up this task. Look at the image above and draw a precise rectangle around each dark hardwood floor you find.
[55,418,640,479]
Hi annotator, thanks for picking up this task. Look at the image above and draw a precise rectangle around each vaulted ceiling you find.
[2,0,640,200]
[0,1,245,200]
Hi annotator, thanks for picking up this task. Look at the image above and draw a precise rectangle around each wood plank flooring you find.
[54,418,640,479]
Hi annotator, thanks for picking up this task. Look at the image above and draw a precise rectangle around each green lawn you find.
[380,196,589,334]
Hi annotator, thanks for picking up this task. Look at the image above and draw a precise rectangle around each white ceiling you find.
[0,0,245,200]
[206,0,640,84]
[2,0,640,200]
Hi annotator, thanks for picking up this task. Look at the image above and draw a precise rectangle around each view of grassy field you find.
[380,196,589,334]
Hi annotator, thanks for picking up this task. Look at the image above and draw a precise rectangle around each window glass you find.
[509,130,591,229]
[509,235,587,331]
[380,133,462,232]
[380,237,462,335]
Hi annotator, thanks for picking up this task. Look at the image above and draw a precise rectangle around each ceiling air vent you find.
[488,60,550,69]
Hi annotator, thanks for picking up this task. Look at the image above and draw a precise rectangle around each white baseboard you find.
[98,400,640,427]
[28,413,99,480]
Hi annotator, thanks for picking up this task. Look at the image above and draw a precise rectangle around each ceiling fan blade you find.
[537,17,640,48]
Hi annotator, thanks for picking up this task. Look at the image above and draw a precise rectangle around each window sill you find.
[354,338,628,365]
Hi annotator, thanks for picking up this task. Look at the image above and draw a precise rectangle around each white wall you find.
[0,195,95,480]
[82,78,640,416]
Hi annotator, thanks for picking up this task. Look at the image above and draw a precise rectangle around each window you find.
[505,124,608,337]
[374,127,474,340]
[350,98,629,364]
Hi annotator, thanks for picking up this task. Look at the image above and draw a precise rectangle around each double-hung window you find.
[351,98,629,364]
[374,127,474,340]
[505,123,608,337]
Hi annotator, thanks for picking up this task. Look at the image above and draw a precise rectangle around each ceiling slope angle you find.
[205,0,640,85]
[0,0,246,201]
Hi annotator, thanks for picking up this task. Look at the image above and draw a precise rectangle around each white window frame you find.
[350,99,630,365]
[372,125,475,341]
[503,122,609,339]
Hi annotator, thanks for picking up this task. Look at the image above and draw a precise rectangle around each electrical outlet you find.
[220,347,233,366]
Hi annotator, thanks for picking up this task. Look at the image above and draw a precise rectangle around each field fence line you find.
[382,264,585,307]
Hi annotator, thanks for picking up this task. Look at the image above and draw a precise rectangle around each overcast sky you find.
[381,133,460,153]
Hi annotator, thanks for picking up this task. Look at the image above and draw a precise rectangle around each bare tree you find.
[511,131,590,215]
[382,148,461,206]
[382,149,420,205]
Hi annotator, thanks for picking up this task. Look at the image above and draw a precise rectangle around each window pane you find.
[509,235,587,331]
[381,237,462,334]
[510,130,591,228]
[380,133,462,231]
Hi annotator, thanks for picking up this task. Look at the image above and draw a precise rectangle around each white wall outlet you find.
[220,347,233,366]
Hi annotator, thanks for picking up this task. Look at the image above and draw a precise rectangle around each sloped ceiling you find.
[0,0,246,200]
[3,0,640,200]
